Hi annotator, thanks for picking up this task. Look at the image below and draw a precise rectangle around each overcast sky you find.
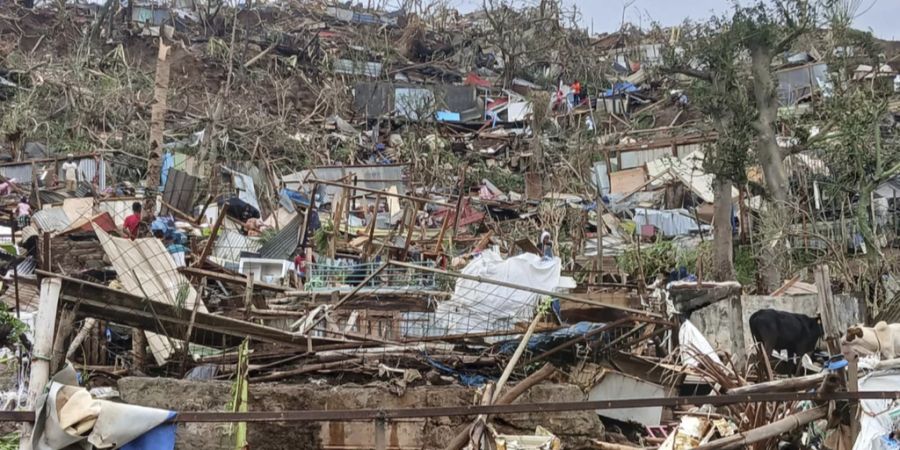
[427,0,897,40]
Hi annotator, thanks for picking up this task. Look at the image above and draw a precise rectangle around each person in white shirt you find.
[61,154,78,192]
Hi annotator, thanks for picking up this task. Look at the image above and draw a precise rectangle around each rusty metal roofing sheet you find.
[161,169,199,215]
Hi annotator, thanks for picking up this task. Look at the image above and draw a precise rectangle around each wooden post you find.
[433,206,451,254]
[30,161,41,210]
[20,277,62,450]
[595,194,604,284]
[243,273,254,321]
[50,309,75,374]
[144,37,172,216]
[444,363,556,450]
[491,309,545,404]
[132,329,147,373]
[451,166,466,242]
[815,265,840,354]
[401,201,419,260]
[363,194,381,260]
[298,183,318,252]
[66,318,97,361]
[848,350,860,444]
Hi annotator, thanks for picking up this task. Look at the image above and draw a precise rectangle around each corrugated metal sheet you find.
[97,200,134,227]
[161,169,198,215]
[32,207,72,232]
[282,165,406,200]
[223,168,259,211]
[212,229,262,263]
[620,148,671,169]
[257,214,303,261]
[334,59,382,77]
[676,143,704,159]
[0,156,107,190]
[95,227,206,365]
[395,87,435,120]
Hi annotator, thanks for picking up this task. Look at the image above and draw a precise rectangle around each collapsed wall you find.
[118,378,604,450]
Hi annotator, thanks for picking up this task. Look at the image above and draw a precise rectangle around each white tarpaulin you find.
[679,319,723,367]
[32,366,174,450]
[854,371,900,450]
[95,226,207,365]
[432,249,561,335]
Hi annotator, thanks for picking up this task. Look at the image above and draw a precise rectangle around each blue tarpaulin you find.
[120,411,177,450]
[160,152,175,189]
[435,111,461,122]
[280,188,311,208]
[603,82,639,97]
[424,355,491,386]
[497,322,610,355]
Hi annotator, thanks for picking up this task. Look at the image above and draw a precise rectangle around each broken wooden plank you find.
[40,270,344,350]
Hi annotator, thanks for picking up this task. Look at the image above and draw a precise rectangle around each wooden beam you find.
[179,267,289,292]
[692,406,827,450]
[194,202,228,267]
[306,179,456,208]
[38,270,344,350]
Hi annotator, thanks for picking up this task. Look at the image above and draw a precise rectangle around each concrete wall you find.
[690,293,862,362]
[117,378,603,450]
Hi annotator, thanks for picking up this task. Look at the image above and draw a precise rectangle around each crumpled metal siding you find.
[0,156,107,190]
[257,214,303,261]
[32,208,72,233]
[212,229,262,264]
[282,165,406,199]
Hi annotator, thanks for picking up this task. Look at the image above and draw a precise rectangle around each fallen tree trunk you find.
[444,363,557,450]
[725,372,828,395]
[692,406,827,450]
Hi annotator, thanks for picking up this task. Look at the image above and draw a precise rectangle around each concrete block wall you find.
[117,377,604,450]
[689,293,863,365]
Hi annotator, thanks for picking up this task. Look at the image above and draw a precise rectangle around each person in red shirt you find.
[123,202,142,240]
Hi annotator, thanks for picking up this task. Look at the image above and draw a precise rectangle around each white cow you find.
[841,321,900,359]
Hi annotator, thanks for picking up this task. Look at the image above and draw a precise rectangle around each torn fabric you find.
[432,249,561,335]
[32,367,174,450]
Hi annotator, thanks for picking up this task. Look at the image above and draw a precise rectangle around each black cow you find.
[217,196,260,222]
[749,309,823,375]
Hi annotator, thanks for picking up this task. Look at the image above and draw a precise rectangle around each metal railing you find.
[305,260,438,292]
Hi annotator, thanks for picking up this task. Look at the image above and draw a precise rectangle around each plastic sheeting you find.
[854,371,900,450]
[32,366,174,450]
[432,249,561,335]
[497,321,610,355]
[679,319,723,367]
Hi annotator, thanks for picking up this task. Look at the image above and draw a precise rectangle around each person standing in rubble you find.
[123,202,142,240]
[571,80,583,105]
[293,247,311,288]
[61,154,79,193]
[540,230,553,259]
[16,196,31,229]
